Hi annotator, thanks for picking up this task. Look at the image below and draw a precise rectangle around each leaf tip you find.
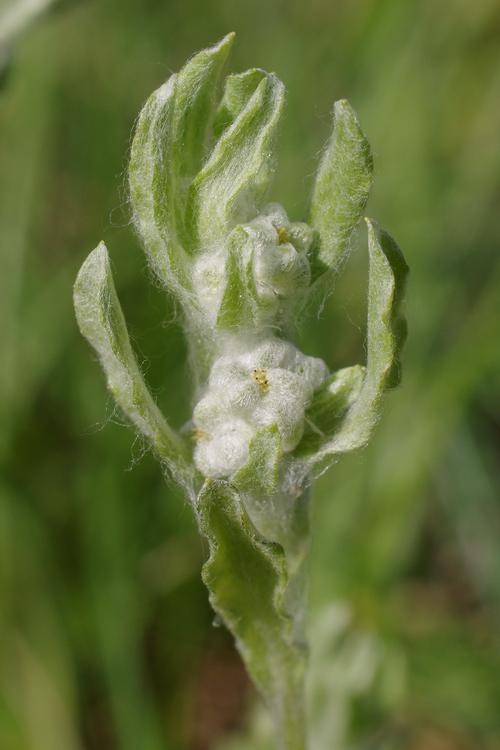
[366,217,409,279]
[221,30,237,46]
[74,241,108,303]
[333,98,353,116]
[365,217,408,389]
[205,31,236,61]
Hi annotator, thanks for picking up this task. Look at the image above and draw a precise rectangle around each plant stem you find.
[276,676,307,750]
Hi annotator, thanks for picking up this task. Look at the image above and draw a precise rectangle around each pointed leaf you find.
[129,76,182,290]
[363,219,408,392]
[216,225,257,329]
[197,479,307,750]
[129,34,234,287]
[213,68,267,137]
[171,32,235,237]
[300,220,408,472]
[73,242,193,492]
[187,71,285,249]
[310,99,373,277]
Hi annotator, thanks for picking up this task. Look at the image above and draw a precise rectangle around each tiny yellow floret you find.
[192,427,209,441]
[252,368,269,393]
[276,225,291,245]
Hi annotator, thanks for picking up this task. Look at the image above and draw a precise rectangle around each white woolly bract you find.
[193,336,328,478]
[189,203,313,332]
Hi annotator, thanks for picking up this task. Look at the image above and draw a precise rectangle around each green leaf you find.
[129,34,234,288]
[309,99,373,277]
[129,74,184,291]
[234,424,281,497]
[299,220,408,472]
[233,425,311,586]
[187,71,284,249]
[231,426,311,566]
[197,479,307,750]
[364,219,408,391]
[171,33,235,236]
[73,242,193,492]
[295,365,366,456]
[216,225,257,329]
[231,425,288,545]
[213,68,267,138]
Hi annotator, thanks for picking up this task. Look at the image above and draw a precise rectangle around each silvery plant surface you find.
[74,34,408,750]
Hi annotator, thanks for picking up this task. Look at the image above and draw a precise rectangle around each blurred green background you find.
[1,0,500,748]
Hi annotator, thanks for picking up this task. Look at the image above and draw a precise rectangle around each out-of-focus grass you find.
[0,1,499,749]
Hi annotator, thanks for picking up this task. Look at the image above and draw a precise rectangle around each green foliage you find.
[187,69,284,250]
[73,242,194,492]
[216,225,257,329]
[73,35,407,750]
[297,366,365,457]
[198,480,306,750]
[2,2,500,750]
[310,99,373,277]
[129,33,234,291]
[294,219,408,476]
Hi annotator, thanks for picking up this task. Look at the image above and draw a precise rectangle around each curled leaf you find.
[129,34,234,288]
[73,242,193,492]
[216,225,257,329]
[172,34,235,198]
[298,219,408,473]
[213,68,267,138]
[187,71,285,249]
[295,365,366,457]
[310,99,373,278]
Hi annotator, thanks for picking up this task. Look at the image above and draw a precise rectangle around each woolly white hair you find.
[194,336,328,478]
